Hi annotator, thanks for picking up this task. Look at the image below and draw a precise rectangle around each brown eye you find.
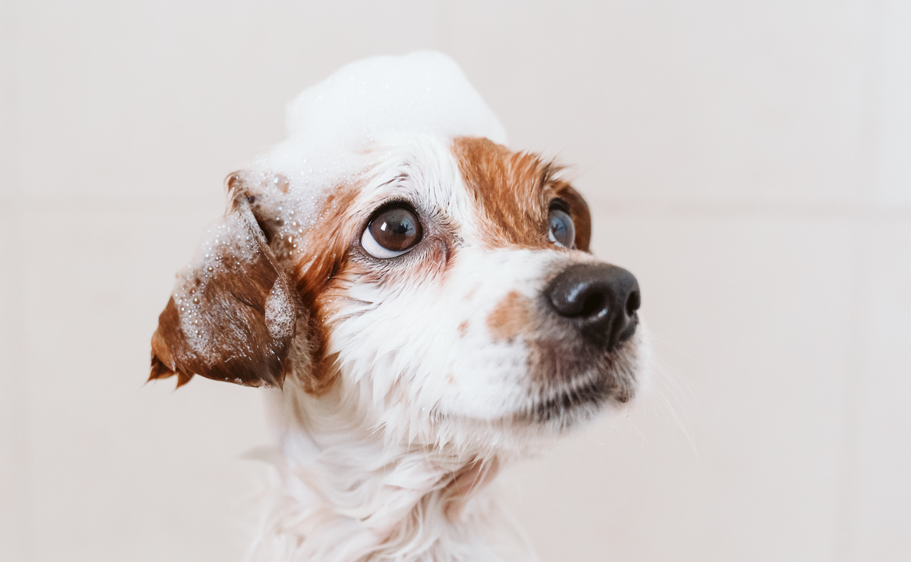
[361,205,423,258]
[548,206,576,249]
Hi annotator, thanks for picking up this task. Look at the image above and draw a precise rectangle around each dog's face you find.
[150,134,646,451]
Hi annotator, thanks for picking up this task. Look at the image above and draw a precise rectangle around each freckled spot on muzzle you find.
[486,290,533,342]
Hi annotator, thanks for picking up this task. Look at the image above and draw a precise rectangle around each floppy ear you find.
[149,187,302,388]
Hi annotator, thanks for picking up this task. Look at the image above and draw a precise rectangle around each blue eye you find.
[548,207,575,249]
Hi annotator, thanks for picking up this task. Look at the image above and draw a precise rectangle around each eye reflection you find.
[548,207,575,249]
[361,205,423,258]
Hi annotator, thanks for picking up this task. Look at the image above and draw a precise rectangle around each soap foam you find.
[287,51,505,143]
[173,52,506,350]
[175,211,262,357]
[265,279,295,342]
[251,51,505,225]
[260,50,507,182]
[240,51,507,264]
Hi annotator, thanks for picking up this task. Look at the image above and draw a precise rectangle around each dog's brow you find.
[540,161,559,193]
[538,165,550,193]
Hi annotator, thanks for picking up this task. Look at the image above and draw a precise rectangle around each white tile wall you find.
[2,1,909,561]
[15,205,270,561]
[0,213,33,562]
[873,0,911,206]
[11,0,441,205]
[849,222,911,561]
[1,2,31,559]
[441,1,868,206]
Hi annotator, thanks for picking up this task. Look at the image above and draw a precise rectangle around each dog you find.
[149,52,647,562]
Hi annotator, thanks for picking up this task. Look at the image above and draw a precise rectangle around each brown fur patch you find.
[292,183,361,395]
[451,137,591,252]
[486,290,532,342]
[149,193,299,388]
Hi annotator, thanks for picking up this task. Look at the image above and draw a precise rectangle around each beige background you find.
[2,1,910,561]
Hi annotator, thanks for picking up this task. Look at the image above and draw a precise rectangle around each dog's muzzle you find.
[545,263,641,351]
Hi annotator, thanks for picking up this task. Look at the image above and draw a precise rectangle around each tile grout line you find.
[1,1,36,559]
[12,194,911,222]
[833,1,884,560]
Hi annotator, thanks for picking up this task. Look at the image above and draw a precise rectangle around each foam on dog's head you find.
[153,52,507,388]
[245,51,507,260]
[280,51,506,159]
[192,51,506,294]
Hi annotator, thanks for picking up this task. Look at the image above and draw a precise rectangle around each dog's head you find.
[149,53,647,455]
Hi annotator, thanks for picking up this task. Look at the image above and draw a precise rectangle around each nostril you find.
[580,292,606,318]
[545,263,640,349]
[625,289,641,316]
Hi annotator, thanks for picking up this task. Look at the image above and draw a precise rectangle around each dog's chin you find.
[421,360,637,455]
[517,375,618,429]
[514,337,643,433]
[436,373,633,455]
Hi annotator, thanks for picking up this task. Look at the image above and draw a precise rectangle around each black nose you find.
[545,263,641,350]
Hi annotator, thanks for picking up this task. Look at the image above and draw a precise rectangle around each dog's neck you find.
[251,380,535,562]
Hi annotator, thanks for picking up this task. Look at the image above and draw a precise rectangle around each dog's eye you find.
[362,205,423,258]
[548,207,576,249]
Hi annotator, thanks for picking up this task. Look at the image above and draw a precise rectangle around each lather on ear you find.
[149,182,302,388]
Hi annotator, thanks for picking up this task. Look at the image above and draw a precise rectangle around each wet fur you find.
[150,135,648,561]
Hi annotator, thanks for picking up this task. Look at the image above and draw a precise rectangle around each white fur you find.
[241,135,648,561]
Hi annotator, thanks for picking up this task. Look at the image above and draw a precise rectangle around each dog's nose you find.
[545,263,640,350]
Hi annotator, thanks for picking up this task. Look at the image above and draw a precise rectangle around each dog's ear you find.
[149,185,302,388]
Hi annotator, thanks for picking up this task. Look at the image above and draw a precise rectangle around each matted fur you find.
[151,134,648,562]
